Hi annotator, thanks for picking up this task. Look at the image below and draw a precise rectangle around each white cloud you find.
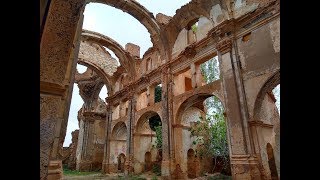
[83,9,97,30]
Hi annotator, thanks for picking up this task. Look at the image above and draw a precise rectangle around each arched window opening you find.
[272,84,280,113]
[177,94,231,178]
[77,64,87,74]
[103,46,120,66]
[99,85,108,103]
[117,153,126,172]
[145,152,152,172]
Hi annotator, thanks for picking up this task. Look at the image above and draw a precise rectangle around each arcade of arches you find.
[40,0,280,179]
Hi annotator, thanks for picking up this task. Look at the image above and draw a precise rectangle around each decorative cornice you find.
[133,133,156,137]
[248,121,273,128]
[40,81,67,97]
[106,2,279,104]
[182,44,197,59]
[82,111,106,121]
[216,38,232,54]
[109,139,126,142]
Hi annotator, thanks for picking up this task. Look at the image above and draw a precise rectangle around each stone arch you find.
[173,92,226,176]
[111,121,127,140]
[88,0,163,56]
[133,110,161,174]
[253,70,280,120]
[171,15,214,57]
[252,70,280,178]
[109,121,127,172]
[114,73,128,92]
[81,30,135,75]
[175,92,224,125]
[77,61,113,94]
[135,110,162,133]
[75,69,110,104]
[164,0,228,54]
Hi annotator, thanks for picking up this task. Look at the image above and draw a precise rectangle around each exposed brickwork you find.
[41,1,280,179]
[125,43,140,58]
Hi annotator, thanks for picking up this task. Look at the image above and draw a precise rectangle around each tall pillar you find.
[190,63,197,88]
[160,66,171,177]
[187,28,196,44]
[147,85,155,106]
[102,103,112,173]
[195,64,204,87]
[217,38,261,179]
[167,70,175,172]
[76,115,95,171]
[40,0,86,179]
[125,93,136,174]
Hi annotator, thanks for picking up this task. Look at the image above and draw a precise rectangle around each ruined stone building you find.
[40,0,280,179]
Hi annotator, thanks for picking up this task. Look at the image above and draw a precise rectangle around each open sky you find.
[64,0,192,147]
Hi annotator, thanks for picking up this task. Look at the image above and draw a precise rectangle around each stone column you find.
[190,63,197,88]
[195,64,204,87]
[160,66,171,177]
[40,0,85,179]
[76,115,95,171]
[125,94,136,174]
[147,85,155,106]
[167,70,175,172]
[102,103,112,173]
[217,38,261,179]
[187,27,196,45]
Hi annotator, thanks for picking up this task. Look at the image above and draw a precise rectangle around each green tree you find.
[155,126,162,150]
[192,56,230,173]
[200,56,220,83]
[154,85,162,103]
[190,113,230,173]
[192,23,198,33]
[200,57,222,116]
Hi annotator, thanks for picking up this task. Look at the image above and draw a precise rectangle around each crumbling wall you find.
[136,90,148,111]
[173,69,192,96]
[79,41,118,76]
[91,119,106,170]
[196,17,214,42]
[255,93,280,178]
[179,107,205,174]
[67,130,79,170]
[237,17,280,76]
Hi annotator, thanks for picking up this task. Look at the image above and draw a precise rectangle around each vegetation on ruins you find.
[149,115,162,150]
[190,114,230,173]
[189,57,230,173]
[149,114,162,175]
[154,126,162,150]
[154,85,162,103]
[63,165,100,176]
[152,163,162,176]
[192,23,198,33]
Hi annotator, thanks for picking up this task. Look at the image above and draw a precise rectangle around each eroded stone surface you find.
[41,0,280,179]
